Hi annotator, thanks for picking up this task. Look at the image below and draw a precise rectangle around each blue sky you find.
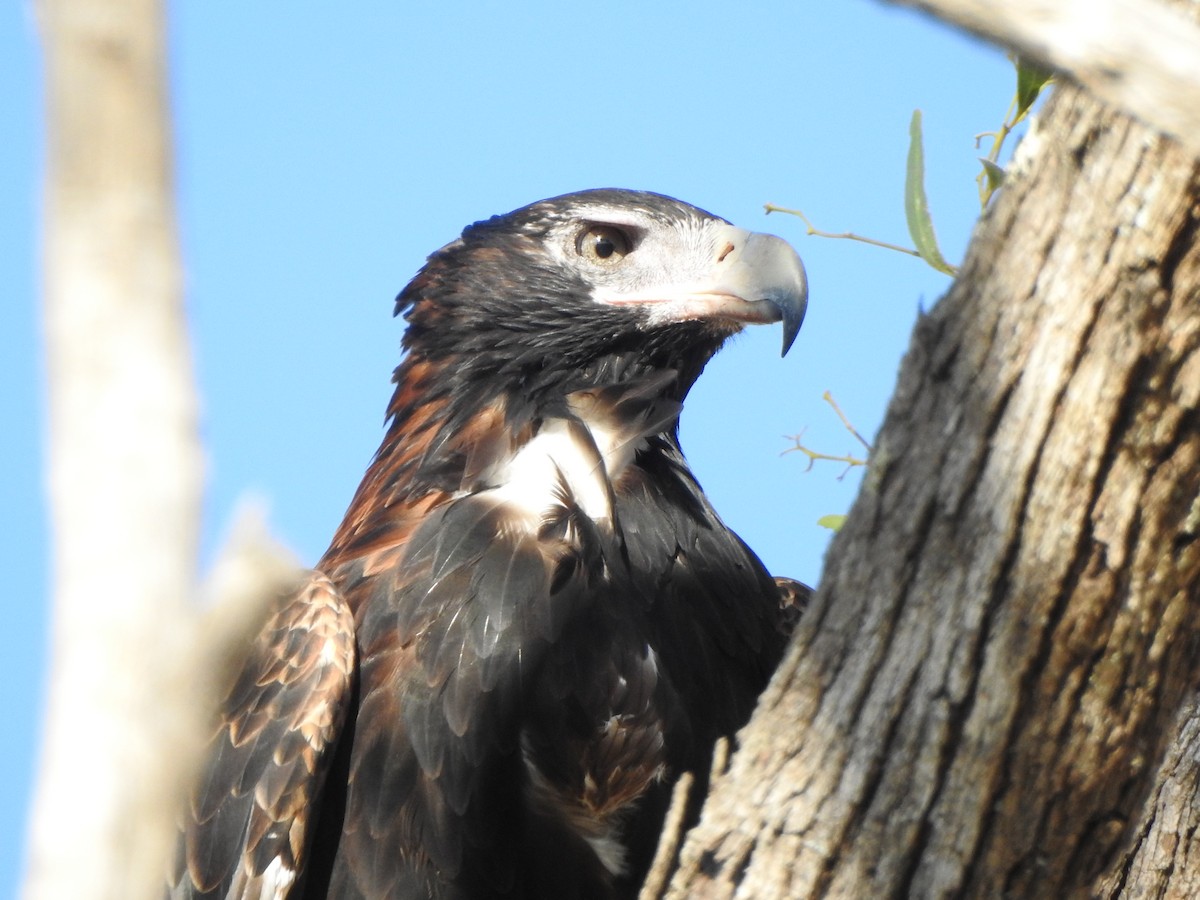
[1,2,1020,892]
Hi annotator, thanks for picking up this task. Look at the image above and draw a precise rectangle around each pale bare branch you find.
[885,0,1200,156]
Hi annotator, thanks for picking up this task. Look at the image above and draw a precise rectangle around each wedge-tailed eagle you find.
[169,189,809,899]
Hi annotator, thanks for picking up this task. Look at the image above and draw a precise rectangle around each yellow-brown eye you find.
[577,226,631,264]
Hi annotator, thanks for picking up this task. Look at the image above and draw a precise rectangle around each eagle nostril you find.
[717,242,736,263]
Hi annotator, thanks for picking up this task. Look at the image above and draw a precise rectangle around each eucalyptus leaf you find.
[1015,57,1053,119]
[978,158,1006,192]
[904,110,957,276]
[817,514,846,532]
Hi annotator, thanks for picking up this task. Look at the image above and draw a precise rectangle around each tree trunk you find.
[28,0,203,896]
[26,2,297,898]
[663,82,1200,899]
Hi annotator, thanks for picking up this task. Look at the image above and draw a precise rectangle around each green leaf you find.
[978,157,1006,193]
[817,514,847,532]
[904,110,958,276]
[1014,56,1053,119]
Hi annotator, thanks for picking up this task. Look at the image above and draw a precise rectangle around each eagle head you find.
[395,189,808,397]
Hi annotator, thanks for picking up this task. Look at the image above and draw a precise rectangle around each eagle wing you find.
[325,494,645,898]
[169,571,355,900]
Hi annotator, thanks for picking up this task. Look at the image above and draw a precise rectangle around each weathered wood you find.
[665,83,1200,899]
[1100,699,1200,898]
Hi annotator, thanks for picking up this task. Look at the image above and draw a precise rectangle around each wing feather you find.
[168,572,355,900]
[324,482,617,897]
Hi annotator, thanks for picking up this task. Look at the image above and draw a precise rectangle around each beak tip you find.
[777,288,807,357]
[780,315,801,356]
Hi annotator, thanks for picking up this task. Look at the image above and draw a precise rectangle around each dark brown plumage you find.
[169,189,809,899]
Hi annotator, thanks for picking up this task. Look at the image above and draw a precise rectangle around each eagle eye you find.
[576,225,631,264]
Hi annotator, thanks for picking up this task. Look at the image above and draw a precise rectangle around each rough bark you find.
[1100,698,1200,898]
[663,84,1200,899]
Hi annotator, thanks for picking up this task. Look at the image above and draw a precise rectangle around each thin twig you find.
[822,390,872,452]
[976,95,1019,206]
[764,203,922,259]
[784,394,871,479]
[782,440,868,479]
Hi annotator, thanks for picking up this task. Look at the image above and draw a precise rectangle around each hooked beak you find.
[714,229,808,356]
[595,225,808,356]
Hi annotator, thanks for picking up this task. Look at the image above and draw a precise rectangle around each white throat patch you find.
[482,379,680,527]
[487,417,617,523]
